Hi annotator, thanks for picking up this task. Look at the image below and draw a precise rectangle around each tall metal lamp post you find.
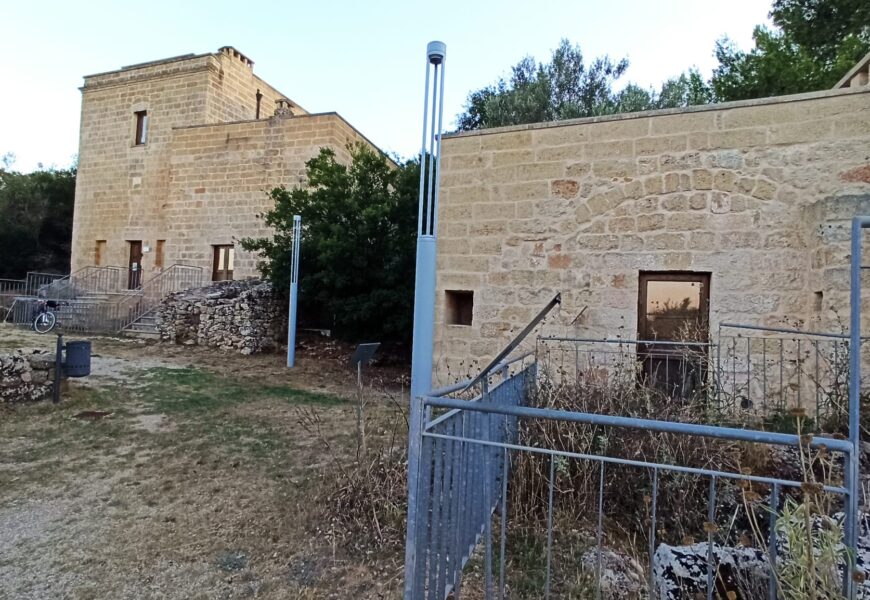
[287,214,301,368]
[404,40,446,598]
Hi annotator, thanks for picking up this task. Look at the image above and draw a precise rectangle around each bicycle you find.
[33,299,67,334]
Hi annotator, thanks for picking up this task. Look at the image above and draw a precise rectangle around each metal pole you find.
[405,40,446,600]
[845,215,869,598]
[287,215,301,368]
[53,334,63,404]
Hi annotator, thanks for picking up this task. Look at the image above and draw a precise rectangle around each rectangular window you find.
[212,245,234,281]
[134,110,149,145]
[637,271,711,399]
[155,240,165,269]
[445,290,474,326]
[94,240,106,266]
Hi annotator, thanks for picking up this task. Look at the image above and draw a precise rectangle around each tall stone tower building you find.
[72,46,378,287]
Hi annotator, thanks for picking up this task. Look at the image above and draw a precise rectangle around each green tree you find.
[0,159,76,279]
[712,0,870,101]
[241,144,418,344]
[456,39,712,131]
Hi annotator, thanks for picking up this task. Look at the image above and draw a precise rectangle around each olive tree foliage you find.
[456,39,712,131]
[0,153,76,278]
[241,144,419,344]
[712,0,870,100]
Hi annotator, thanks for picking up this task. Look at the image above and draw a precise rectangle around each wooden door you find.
[128,241,143,289]
[637,272,710,399]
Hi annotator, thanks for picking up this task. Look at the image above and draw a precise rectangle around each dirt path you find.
[0,325,408,599]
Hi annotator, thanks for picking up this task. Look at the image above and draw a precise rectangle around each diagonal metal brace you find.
[460,292,561,395]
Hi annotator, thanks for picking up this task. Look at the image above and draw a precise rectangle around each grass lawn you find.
[0,327,406,599]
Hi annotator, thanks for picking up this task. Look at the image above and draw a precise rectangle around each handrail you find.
[114,264,204,330]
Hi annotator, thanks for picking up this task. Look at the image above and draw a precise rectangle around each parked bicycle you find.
[33,299,67,334]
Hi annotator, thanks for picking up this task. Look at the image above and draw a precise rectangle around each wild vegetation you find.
[0,154,76,279]
[456,0,870,130]
[241,144,420,345]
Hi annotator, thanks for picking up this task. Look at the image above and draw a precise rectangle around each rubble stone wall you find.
[155,279,284,354]
[0,351,56,403]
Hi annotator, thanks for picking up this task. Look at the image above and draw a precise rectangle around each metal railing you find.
[407,353,535,599]
[535,323,868,432]
[5,264,203,334]
[414,389,857,599]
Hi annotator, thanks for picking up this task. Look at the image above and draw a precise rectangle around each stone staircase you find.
[125,311,160,338]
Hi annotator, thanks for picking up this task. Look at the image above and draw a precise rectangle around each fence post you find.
[845,216,869,599]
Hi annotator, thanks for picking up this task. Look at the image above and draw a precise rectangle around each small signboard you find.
[350,342,380,367]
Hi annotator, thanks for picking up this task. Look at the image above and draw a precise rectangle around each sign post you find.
[287,214,301,368]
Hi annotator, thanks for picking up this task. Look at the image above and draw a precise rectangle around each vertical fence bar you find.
[779,338,785,410]
[498,446,509,600]
[768,483,780,600]
[596,462,605,600]
[544,456,555,599]
[762,338,767,413]
[648,468,659,598]
[845,215,865,599]
[797,338,802,410]
[427,433,444,598]
[706,476,717,600]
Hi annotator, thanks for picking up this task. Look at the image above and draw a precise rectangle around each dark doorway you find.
[128,241,143,289]
[212,245,234,281]
[637,271,711,399]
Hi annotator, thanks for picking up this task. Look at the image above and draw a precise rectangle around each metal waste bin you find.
[64,341,91,377]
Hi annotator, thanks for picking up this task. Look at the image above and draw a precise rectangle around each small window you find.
[212,245,234,281]
[134,110,149,145]
[155,240,165,269]
[95,240,106,266]
[445,290,474,326]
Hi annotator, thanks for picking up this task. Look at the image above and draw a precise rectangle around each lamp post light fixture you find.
[404,40,446,599]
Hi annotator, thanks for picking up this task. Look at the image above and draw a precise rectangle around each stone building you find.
[433,55,870,388]
[72,46,379,287]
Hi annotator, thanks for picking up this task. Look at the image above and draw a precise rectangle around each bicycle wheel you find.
[33,311,56,334]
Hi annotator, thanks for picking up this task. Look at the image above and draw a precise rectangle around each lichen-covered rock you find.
[154,279,285,355]
[0,350,54,403]
[653,514,870,599]
[580,547,646,598]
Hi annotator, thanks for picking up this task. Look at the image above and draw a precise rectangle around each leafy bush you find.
[241,144,419,344]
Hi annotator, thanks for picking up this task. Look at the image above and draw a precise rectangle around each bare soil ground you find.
[0,325,408,599]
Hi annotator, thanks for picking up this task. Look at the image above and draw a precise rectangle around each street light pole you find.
[404,40,446,599]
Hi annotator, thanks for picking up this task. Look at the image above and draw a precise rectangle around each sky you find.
[0,0,772,173]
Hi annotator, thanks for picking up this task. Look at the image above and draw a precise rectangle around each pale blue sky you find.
[0,0,771,172]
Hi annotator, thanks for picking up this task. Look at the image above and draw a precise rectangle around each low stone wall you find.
[155,280,285,354]
[0,350,55,402]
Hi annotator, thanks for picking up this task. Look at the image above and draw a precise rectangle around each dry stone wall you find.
[0,351,55,403]
[155,279,284,354]
[435,87,870,383]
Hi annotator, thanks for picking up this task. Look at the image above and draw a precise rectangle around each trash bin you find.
[64,341,92,377]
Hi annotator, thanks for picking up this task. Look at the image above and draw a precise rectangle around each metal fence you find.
[406,353,534,599]
[407,289,868,600]
[413,388,859,599]
[535,322,867,432]
[5,264,203,334]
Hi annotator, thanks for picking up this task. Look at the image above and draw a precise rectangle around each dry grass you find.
[0,325,407,599]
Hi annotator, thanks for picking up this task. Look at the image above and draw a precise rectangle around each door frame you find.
[636,270,711,399]
[127,240,143,289]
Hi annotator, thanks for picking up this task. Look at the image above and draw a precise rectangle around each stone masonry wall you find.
[434,86,870,385]
[155,279,284,354]
[163,112,371,278]
[0,351,56,403]
[70,47,320,281]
